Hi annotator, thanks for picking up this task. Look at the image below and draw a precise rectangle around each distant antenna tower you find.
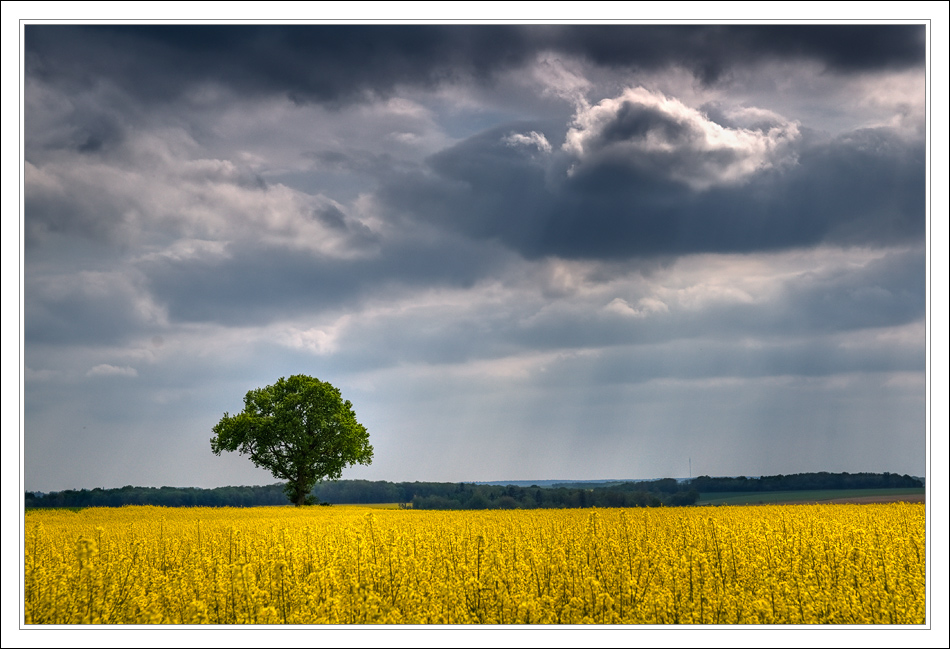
[689,457,691,481]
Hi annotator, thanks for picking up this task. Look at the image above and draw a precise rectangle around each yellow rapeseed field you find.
[24,503,925,625]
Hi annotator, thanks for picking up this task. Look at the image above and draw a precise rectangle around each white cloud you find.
[563,86,800,190]
[136,238,230,264]
[846,69,925,136]
[531,53,592,108]
[605,296,669,318]
[503,131,552,153]
[86,364,138,378]
[27,127,378,259]
[277,319,348,356]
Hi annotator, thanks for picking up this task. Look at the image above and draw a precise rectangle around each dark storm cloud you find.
[597,103,693,146]
[25,25,924,105]
[23,150,269,249]
[24,175,129,246]
[569,24,925,82]
[602,127,925,255]
[778,129,926,246]
[551,335,924,388]
[140,246,362,324]
[24,271,152,345]
[306,149,408,177]
[139,235,510,327]
[777,246,925,332]
[24,25,537,105]
[273,246,925,376]
[71,112,125,154]
[523,252,922,354]
[384,122,923,260]
[380,123,562,244]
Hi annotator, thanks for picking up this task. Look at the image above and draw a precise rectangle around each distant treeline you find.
[24,481,698,510]
[25,472,921,509]
[25,484,290,509]
[326,480,701,510]
[688,472,922,493]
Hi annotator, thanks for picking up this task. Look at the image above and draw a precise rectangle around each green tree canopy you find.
[211,375,373,505]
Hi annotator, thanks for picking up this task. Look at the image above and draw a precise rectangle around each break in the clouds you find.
[22,24,927,491]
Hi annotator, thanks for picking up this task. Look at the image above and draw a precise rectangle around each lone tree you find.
[211,375,373,506]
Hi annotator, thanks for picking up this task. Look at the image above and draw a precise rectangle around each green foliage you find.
[211,375,373,506]
[24,484,291,508]
[26,473,919,510]
[689,471,922,493]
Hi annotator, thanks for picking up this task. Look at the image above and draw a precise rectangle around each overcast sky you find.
[14,21,942,492]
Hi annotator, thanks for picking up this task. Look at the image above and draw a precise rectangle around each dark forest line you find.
[25,471,921,510]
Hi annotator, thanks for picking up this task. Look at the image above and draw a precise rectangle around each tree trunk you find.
[293,482,308,506]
